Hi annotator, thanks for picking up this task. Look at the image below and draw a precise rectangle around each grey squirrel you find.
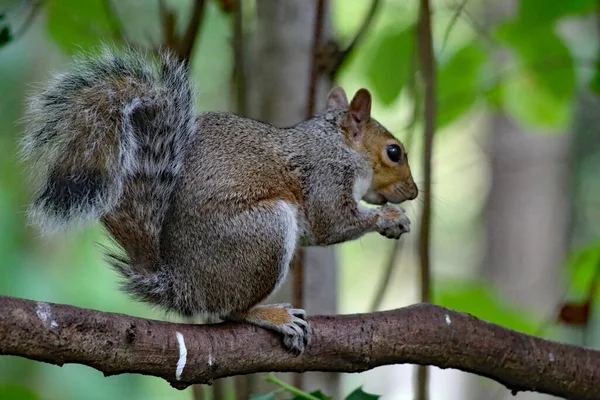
[21,48,418,354]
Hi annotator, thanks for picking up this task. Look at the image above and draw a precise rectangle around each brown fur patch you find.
[346,118,418,202]
[243,306,292,325]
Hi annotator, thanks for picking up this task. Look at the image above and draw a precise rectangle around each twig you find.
[369,241,404,312]
[337,0,381,68]
[416,0,436,398]
[439,0,468,56]
[179,0,206,61]
[156,0,206,63]
[266,374,321,400]
[158,0,177,51]
[212,378,228,400]
[233,0,246,115]
[306,0,326,118]
[321,0,381,79]
[11,0,43,42]
[291,250,304,389]
[1,295,600,399]
[192,385,206,400]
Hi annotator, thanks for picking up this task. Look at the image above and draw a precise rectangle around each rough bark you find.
[1,295,599,400]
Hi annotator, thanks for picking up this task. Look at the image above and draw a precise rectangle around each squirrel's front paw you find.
[376,205,411,239]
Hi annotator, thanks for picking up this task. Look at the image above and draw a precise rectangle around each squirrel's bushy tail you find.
[22,47,195,271]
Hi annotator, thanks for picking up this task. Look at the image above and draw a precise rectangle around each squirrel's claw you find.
[272,303,310,355]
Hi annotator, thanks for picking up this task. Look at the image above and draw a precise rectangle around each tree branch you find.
[1,295,599,398]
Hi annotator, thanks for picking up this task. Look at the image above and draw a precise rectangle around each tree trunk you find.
[247,0,339,397]
[468,1,570,399]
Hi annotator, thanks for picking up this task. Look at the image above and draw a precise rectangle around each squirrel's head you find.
[326,87,418,205]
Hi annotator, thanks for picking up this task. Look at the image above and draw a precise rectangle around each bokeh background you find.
[1,0,599,399]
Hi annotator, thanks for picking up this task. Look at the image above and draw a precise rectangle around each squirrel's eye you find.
[386,144,402,163]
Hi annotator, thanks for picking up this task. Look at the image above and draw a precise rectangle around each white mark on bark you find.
[36,302,58,329]
[175,331,187,381]
[445,314,451,325]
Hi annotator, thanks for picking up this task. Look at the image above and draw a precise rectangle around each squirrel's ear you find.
[326,87,349,111]
[345,89,372,140]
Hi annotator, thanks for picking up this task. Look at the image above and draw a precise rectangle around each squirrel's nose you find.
[407,183,419,200]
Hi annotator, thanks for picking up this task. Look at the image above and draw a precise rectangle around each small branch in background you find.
[157,0,206,62]
[438,0,468,56]
[233,0,246,115]
[235,374,253,400]
[158,0,178,50]
[191,385,205,400]
[370,241,405,312]
[306,0,326,118]
[335,0,381,69]
[179,0,206,61]
[315,0,381,80]
[417,0,436,307]
[416,0,436,398]
[291,251,304,389]
[0,0,44,47]
[292,251,305,312]
[212,378,228,400]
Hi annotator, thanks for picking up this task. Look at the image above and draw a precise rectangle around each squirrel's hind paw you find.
[229,303,311,355]
[278,305,310,355]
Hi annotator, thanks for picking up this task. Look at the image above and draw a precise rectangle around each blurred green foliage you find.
[367,25,414,106]
[253,374,380,400]
[1,0,600,399]
[47,0,115,53]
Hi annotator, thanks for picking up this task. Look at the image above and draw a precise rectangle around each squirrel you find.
[21,47,418,354]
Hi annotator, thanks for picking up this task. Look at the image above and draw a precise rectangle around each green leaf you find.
[495,21,575,129]
[345,387,381,400]
[0,384,40,400]
[564,241,600,298]
[250,392,278,400]
[289,390,333,400]
[501,68,571,129]
[434,280,539,334]
[437,42,486,128]
[0,25,11,47]
[46,0,116,54]
[366,26,415,105]
[519,0,597,24]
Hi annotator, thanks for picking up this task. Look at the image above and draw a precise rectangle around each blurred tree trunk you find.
[473,94,569,400]
[246,0,340,397]
[467,1,569,399]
